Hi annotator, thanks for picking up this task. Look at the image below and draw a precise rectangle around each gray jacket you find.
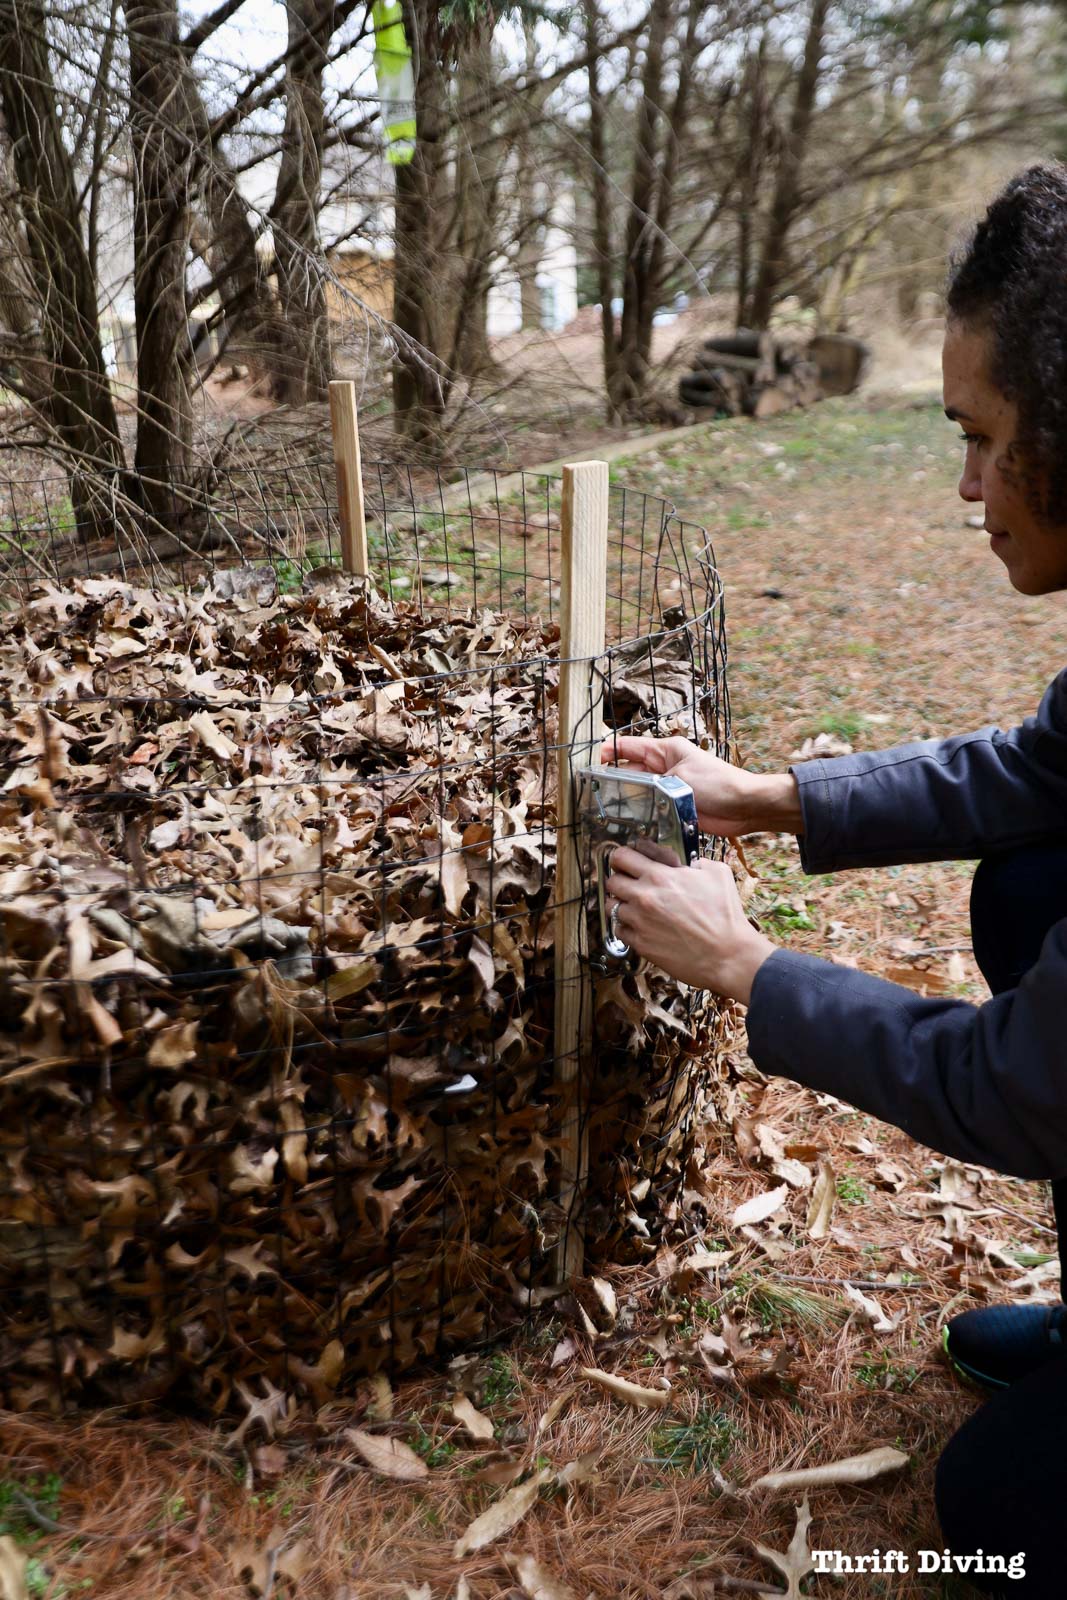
[746,666,1067,1179]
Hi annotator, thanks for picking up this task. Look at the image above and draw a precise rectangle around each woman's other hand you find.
[599,735,803,838]
[606,846,776,1003]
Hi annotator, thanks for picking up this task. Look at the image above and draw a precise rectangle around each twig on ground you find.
[10,1486,61,1533]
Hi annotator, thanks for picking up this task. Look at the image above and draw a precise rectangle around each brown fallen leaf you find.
[190,710,240,763]
[0,1539,27,1600]
[751,1445,909,1493]
[227,1528,311,1596]
[752,1496,815,1598]
[842,1282,902,1334]
[454,1581,472,1600]
[680,1248,734,1272]
[731,1185,789,1229]
[452,1393,495,1441]
[506,1552,580,1600]
[557,1449,600,1488]
[535,1383,577,1436]
[345,1427,428,1481]
[453,1467,553,1558]
[805,1158,835,1239]
[365,1371,394,1423]
[579,1366,669,1409]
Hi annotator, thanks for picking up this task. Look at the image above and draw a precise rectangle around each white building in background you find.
[487,192,578,337]
[93,147,581,378]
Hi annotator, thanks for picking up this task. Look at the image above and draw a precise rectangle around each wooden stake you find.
[328,379,369,577]
[553,459,609,1283]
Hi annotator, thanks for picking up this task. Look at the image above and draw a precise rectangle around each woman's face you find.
[942,318,1067,596]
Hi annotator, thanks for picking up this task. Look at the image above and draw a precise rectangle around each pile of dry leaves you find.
[0,566,729,1417]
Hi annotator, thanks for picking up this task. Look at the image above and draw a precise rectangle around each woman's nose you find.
[958,450,983,503]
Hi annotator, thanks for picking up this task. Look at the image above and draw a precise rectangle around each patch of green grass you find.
[856,1351,919,1392]
[813,710,865,742]
[0,1473,62,1546]
[648,1404,740,1474]
[725,505,766,531]
[408,1416,457,1470]
[836,1172,871,1205]
[762,902,815,934]
[480,1351,519,1409]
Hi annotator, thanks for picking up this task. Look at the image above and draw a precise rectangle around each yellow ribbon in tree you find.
[373,0,416,166]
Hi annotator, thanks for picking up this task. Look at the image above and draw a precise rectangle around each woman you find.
[605,162,1067,1595]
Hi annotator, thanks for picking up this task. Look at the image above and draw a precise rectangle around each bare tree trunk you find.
[639,0,699,373]
[127,0,196,525]
[451,30,496,378]
[270,0,334,403]
[392,0,449,445]
[584,0,620,415]
[515,22,545,332]
[749,0,830,330]
[611,0,672,415]
[735,34,768,328]
[0,0,126,521]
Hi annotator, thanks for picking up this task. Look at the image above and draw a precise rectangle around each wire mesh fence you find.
[0,464,730,1417]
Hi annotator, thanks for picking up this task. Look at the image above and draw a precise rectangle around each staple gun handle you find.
[595,843,631,961]
[575,766,700,968]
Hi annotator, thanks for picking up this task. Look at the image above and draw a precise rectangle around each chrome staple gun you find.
[575,765,700,972]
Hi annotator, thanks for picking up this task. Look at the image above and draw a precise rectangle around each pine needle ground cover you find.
[1,399,1063,1598]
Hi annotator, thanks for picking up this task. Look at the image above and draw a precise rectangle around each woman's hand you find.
[599,735,803,838]
[606,846,776,1003]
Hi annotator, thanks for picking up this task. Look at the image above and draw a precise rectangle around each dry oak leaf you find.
[842,1283,902,1335]
[535,1383,578,1437]
[752,1496,815,1599]
[452,1393,495,1441]
[731,1184,789,1229]
[453,1466,553,1558]
[579,1367,669,1409]
[0,1538,28,1600]
[365,1371,394,1422]
[752,1445,909,1494]
[190,710,240,763]
[345,1427,429,1481]
[805,1158,836,1240]
[227,1529,311,1596]
[506,1552,581,1600]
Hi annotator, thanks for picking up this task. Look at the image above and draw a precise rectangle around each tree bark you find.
[735,34,768,329]
[0,0,126,520]
[584,0,620,415]
[608,0,672,415]
[270,0,334,402]
[127,0,196,526]
[392,0,450,445]
[451,29,497,378]
[515,26,545,333]
[748,0,831,330]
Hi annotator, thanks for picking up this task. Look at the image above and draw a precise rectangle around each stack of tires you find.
[679,330,869,418]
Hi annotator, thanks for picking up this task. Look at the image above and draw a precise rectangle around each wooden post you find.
[328,379,369,577]
[553,460,609,1282]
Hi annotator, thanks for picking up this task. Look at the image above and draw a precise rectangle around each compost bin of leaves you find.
[0,465,730,1418]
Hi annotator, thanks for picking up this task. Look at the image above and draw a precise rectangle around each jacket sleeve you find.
[746,931,1067,1180]
[793,667,1067,873]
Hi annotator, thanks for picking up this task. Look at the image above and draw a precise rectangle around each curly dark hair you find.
[946,161,1067,519]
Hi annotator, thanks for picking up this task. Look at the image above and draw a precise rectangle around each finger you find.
[597,735,665,771]
[607,844,657,878]
[605,873,638,901]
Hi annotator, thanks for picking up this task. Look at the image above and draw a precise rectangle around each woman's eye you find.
[959,431,983,446]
